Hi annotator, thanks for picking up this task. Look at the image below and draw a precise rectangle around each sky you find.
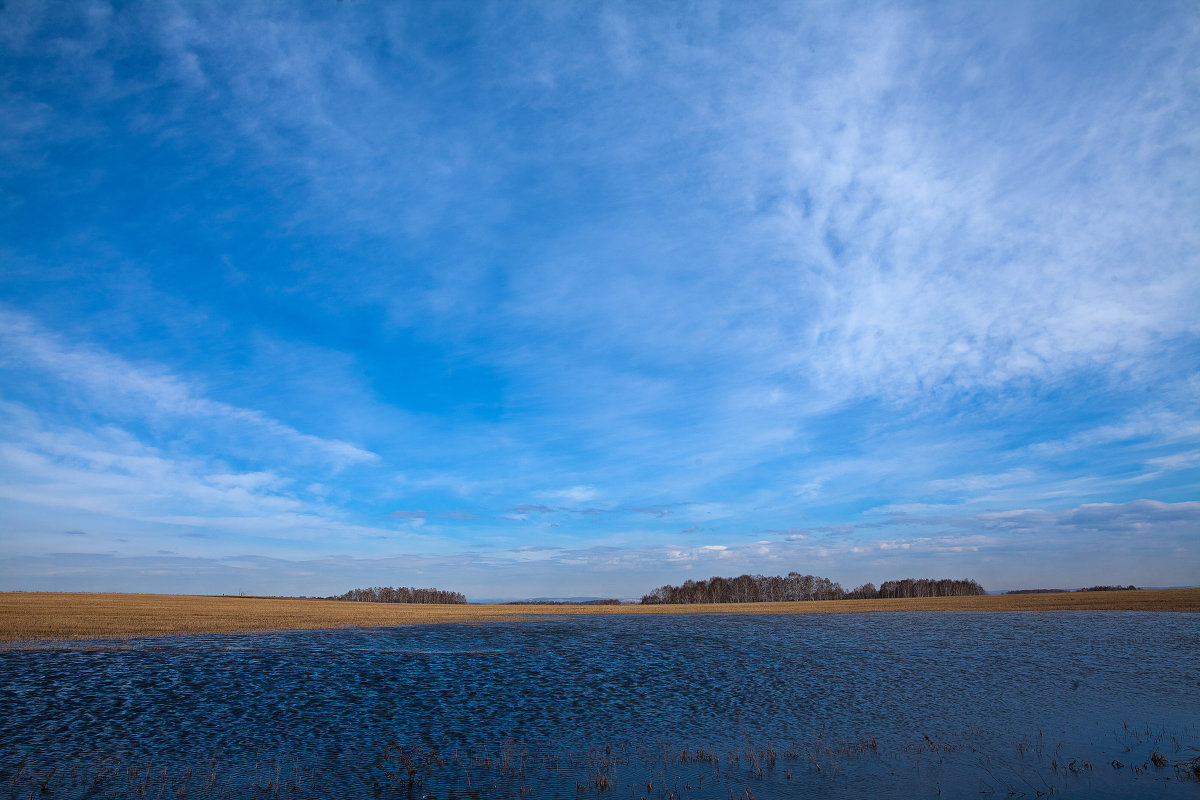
[1,1,1197,600]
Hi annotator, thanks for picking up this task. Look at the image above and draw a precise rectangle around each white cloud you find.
[926,469,1037,495]
[0,308,377,468]
[1028,409,1200,458]
[686,4,1200,402]
[536,485,600,505]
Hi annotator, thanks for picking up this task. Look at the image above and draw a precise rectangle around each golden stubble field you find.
[2,588,1198,643]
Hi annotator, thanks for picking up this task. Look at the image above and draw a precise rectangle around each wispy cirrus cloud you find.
[0,408,422,560]
[0,308,377,468]
[391,510,478,520]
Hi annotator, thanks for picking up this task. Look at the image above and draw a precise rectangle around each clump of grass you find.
[679,747,719,764]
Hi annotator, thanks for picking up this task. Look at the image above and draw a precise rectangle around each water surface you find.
[1,611,1197,798]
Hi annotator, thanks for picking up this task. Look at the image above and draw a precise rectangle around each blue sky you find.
[1,1,1197,600]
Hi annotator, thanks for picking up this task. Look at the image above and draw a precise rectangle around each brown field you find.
[2,588,1197,643]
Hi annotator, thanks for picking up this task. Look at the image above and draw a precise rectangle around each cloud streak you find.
[0,308,377,468]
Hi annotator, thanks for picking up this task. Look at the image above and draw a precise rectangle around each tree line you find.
[640,572,985,604]
[329,586,467,604]
[1007,585,1139,594]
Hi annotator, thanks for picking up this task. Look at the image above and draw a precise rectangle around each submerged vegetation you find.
[328,586,466,604]
[640,573,985,604]
[6,724,1198,798]
[360,726,1200,800]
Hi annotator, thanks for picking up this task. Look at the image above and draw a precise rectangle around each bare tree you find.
[332,585,467,604]
[642,573,983,604]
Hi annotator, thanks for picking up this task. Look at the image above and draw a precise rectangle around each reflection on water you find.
[1,612,1197,798]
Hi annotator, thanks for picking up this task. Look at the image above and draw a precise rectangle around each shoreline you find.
[3,588,1198,642]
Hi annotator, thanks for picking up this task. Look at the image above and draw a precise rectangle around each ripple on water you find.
[1,611,1197,798]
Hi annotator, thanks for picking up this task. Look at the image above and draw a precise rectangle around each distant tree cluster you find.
[1006,589,1067,594]
[640,573,985,604]
[330,586,466,604]
[1077,585,1138,592]
[876,577,986,599]
[505,599,623,606]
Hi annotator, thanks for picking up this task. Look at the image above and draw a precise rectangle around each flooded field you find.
[2,612,1198,798]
